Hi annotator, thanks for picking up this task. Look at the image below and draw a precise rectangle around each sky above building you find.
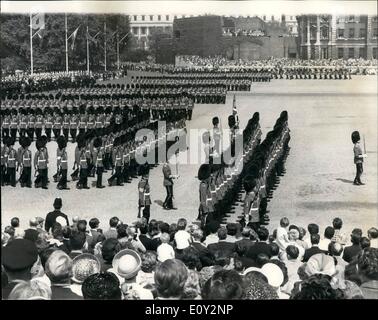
[1,1,377,15]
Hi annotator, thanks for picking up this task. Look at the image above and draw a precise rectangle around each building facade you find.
[297,14,378,59]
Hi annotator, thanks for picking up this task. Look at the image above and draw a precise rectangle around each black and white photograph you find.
[1,0,377,303]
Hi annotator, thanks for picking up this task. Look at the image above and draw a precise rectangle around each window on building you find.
[141,27,146,35]
[349,28,355,38]
[338,48,344,59]
[133,15,137,21]
[348,47,354,58]
[337,28,344,38]
[321,27,328,39]
[374,28,378,37]
[150,15,154,21]
[141,15,145,21]
[158,15,161,21]
[359,28,366,38]
[132,27,138,34]
[359,47,366,58]
[373,47,377,59]
[166,15,169,21]
[372,16,378,22]
[289,26,293,32]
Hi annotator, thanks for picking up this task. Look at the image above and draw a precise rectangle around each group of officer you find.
[196,109,291,229]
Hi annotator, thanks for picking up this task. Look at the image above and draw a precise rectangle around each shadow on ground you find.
[336,178,354,184]
[299,201,377,210]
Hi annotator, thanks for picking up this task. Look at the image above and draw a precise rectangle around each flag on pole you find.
[68,26,80,50]
[87,30,101,45]
[31,13,45,30]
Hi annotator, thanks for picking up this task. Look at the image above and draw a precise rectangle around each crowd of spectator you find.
[2,198,377,300]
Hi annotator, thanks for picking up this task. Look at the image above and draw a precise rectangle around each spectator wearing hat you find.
[45,250,82,300]
[342,228,363,263]
[190,229,214,268]
[82,272,122,300]
[319,226,335,252]
[10,217,20,228]
[155,259,188,300]
[1,238,39,299]
[243,272,279,300]
[45,198,69,233]
[357,248,378,299]
[104,216,119,240]
[202,269,244,300]
[331,217,348,245]
[367,227,378,248]
[71,253,101,292]
[302,234,326,262]
[245,227,272,261]
[157,233,175,262]
[24,218,41,243]
[207,227,236,265]
[8,279,52,300]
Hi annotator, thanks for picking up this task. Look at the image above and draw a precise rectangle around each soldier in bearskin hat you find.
[197,163,215,227]
[76,133,90,189]
[78,104,87,136]
[19,108,28,139]
[5,136,17,187]
[138,164,151,222]
[62,107,71,143]
[56,135,69,190]
[108,137,124,186]
[93,136,105,188]
[53,107,62,140]
[351,130,367,185]
[27,108,35,141]
[211,116,222,157]
[44,108,54,142]
[70,106,79,143]
[18,136,32,188]
[35,107,44,141]
[34,136,49,189]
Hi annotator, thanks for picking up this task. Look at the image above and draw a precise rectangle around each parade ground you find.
[2,76,377,237]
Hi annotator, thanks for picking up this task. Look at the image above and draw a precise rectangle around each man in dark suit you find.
[207,227,236,264]
[162,160,177,210]
[302,234,326,262]
[342,228,363,263]
[191,228,215,267]
[45,198,69,233]
[245,227,272,260]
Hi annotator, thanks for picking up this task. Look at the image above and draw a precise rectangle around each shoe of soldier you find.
[83,186,90,189]
[358,182,365,185]
[170,207,178,210]
[117,183,124,186]
[97,186,105,189]
[42,186,48,189]
[353,181,360,186]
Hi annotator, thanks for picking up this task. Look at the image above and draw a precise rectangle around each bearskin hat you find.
[41,135,48,147]
[93,137,102,149]
[139,164,150,177]
[6,136,15,147]
[79,104,86,114]
[351,131,360,144]
[57,135,67,150]
[76,133,86,149]
[243,175,257,193]
[198,164,211,181]
[36,137,44,150]
[19,136,26,148]
[212,116,219,126]
[21,136,32,148]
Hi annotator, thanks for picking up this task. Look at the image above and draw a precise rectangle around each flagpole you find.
[104,21,107,72]
[30,13,33,75]
[86,25,90,75]
[65,13,69,73]
[117,31,120,70]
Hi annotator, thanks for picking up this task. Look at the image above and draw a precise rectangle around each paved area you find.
[2,76,377,239]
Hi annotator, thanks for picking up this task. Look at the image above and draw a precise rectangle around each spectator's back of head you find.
[192,229,203,242]
[328,242,344,257]
[70,231,86,250]
[116,223,127,238]
[351,228,363,245]
[141,251,158,273]
[367,227,378,240]
[256,253,270,268]
[357,248,378,281]
[181,247,201,270]
[280,217,290,228]
[154,259,188,299]
[202,269,244,300]
[109,217,119,228]
[77,220,87,233]
[241,227,251,238]
[101,238,122,262]
[270,243,280,257]
[286,245,300,260]
[8,279,52,300]
[257,227,269,241]
[45,250,73,283]
[160,232,170,244]
[11,217,20,228]
[324,226,335,240]
[311,234,320,245]
[177,218,187,231]
[308,223,319,235]
[226,223,238,237]
[332,218,343,230]
[89,218,100,229]
[82,272,122,300]
[207,220,220,234]
[360,237,371,249]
